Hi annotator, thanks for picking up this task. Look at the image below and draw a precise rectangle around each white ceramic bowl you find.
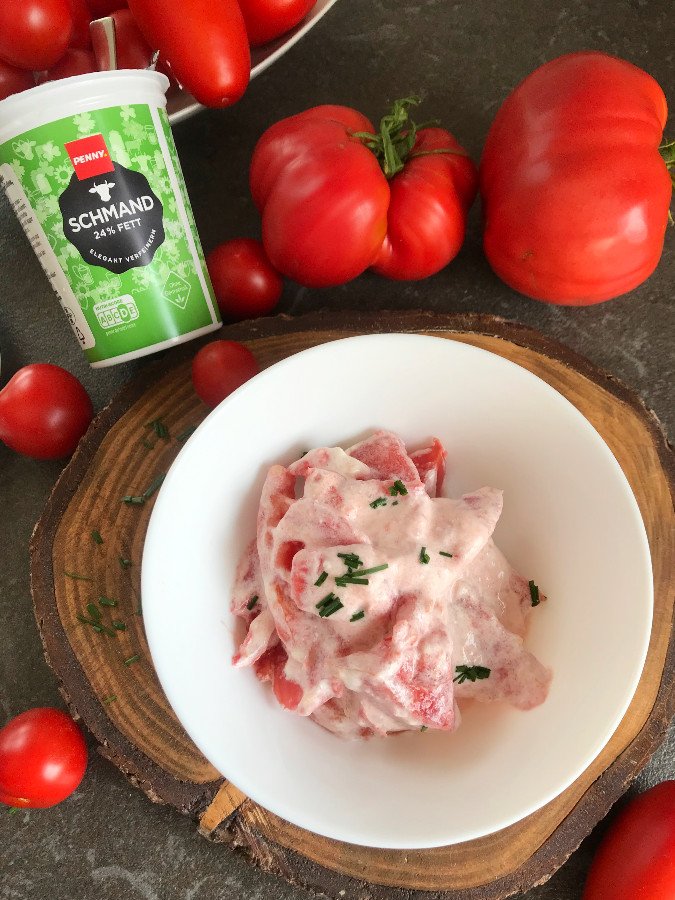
[167,0,341,124]
[142,334,652,849]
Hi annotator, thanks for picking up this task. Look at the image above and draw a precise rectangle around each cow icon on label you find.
[89,179,116,202]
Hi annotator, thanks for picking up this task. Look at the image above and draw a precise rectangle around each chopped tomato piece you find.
[410,438,447,496]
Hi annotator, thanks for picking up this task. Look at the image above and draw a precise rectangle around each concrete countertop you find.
[0,1,672,897]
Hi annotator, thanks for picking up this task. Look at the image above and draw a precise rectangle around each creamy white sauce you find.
[231,431,551,739]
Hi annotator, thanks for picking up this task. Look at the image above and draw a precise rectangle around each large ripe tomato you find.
[0,0,74,71]
[480,52,672,305]
[36,48,96,82]
[67,0,93,49]
[0,708,87,809]
[0,60,34,99]
[86,0,127,15]
[126,0,250,107]
[191,340,260,407]
[238,0,316,47]
[249,99,477,287]
[0,364,93,460]
[582,781,675,899]
[207,239,283,321]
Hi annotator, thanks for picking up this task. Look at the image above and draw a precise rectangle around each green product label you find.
[0,103,220,365]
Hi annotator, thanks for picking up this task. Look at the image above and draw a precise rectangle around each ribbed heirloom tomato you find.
[250,99,478,287]
[480,52,673,305]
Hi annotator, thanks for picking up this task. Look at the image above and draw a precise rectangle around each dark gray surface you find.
[0,1,673,898]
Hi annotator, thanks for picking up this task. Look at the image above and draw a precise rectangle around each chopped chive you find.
[7,807,19,815]
[337,552,363,569]
[529,580,541,607]
[112,621,126,631]
[65,571,94,581]
[122,495,145,506]
[349,564,389,577]
[420,725,428,732]
[314,571,328,587]
[91,530,104,545]
[86,603,102,621]
[143,473,166,500]
[76,615,115,636]
[419,547,430,564]
[453,665,491,685]
[135,601,143,616]
[146,418,170,440]
[141,437,155,450]
[369,497,387,509]
[246,595,259,611]
[118,557,132,570]
[124,654,140,666]
[389,479,408,496]
[316,592,339,609]
[439,551,453,558]
[176,425,197,443]
[392,500,399,506]
[316,592,344,617]
[103,695,117,705]
[335,577,369,587]
[350,610,365,622]
[98,596,117,607]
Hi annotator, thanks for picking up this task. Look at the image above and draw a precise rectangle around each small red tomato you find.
[207,239,283,321]
[109,9,153,69]
[0,59,34,99]
[36,48,96,82]
[67,0,93,48]
[0,364,93,460]
[0,708,87,809]
[582,781,675,900]
[191,340,259,407]
[238,0,316,47]
[0,0,74,71]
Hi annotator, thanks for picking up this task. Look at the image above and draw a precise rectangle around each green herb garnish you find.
[118,557,132,569]
[314,572,328,587]
[98,596,117,607]
[112,621,126,631]
[316,592,344,618]
[369,497,387,509]
[76,615,115,637]
[122,495,145,506]
[146,418,170,440]
[439,551,453,558]
[123,654,140,666]
[246,595,259,611]
[453,665,491,685]
[419,547,430,564]
[65,571,93,581]
[176,425,197,443]
[389,480,408,496]
[122,473,166,505]
[349,610,365,622]
[91,530,104,545]
[529,580,540,607]
[86,603,101,621]
[420,725,428,732]
[337,552,363,570]
[349,564,389,577]
[392,500,399,506]
[103,695,117,705]
[335,576,369,587]
[141,437,155,450]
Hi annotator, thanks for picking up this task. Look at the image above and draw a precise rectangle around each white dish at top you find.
[142,333,652,849]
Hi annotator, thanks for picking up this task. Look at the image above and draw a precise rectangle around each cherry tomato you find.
[583,781,675,899]
[0,708,87,809]
[127,0,250,107]
[67,0,93,49]
[0,364,93,460]
[36,48,96,82]
[480,53,672,304]
[0,60,34,99]
[191,340,259,407]
[238,0,316,47]
[0,0,74,71]
[207,239,282,321]
[85,0,127,15]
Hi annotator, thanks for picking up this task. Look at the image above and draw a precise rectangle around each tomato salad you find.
[232,430,551,739]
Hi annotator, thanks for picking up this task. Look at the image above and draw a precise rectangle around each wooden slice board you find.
[30,311,674,900]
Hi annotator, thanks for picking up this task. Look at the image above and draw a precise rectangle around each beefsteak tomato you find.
[480,52,672,305]
[582,781,675,900]
[249,98,477,287]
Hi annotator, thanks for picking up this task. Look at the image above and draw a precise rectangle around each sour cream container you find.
[0,71,221,367]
